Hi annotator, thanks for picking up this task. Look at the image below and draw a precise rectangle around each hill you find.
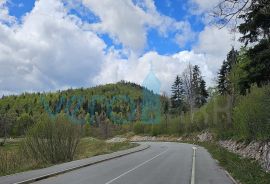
[0,81,165,137]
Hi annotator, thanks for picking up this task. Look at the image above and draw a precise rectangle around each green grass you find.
[75,137,138,159]
[0,138,137,176]
[198,142,270,184]
[0,141,20,151]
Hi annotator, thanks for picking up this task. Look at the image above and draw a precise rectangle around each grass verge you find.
[75,138,138,159]
[198,142,270,184]
[0,138,137,176]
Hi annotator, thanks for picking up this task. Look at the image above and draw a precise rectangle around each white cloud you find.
[193,26,242,73]
[94,25,242,94]
[175,21,196,48]
[82,0,195,53]
[94,50,214,94]
[0,0,106,94]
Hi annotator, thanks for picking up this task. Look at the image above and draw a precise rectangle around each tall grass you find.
[0,149,22,175]
[0,142,36,176]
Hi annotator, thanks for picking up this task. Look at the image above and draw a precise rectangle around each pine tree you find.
[218,60,229,95]
[227,47,238,71]
[246,39,270,87]
[238,0,270,46]
[192,65,208,107]
[217,47,238,95]
[238,1,270,87]
[170,75,185,110]
[199,79,208,106]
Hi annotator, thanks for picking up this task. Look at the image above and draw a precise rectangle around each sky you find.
[0,0,242,96]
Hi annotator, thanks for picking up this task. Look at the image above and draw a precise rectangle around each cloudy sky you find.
[0,0,242,95]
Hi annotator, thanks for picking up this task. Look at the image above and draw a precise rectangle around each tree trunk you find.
[165,113,168,134]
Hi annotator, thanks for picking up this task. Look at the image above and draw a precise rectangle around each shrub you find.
[133,121,144,134]
[233,85,270,140]
[12,113,34,136]
[167,116,184,135]
[24,114,81,164]
[84,122,92,137]
[190,95,234,139]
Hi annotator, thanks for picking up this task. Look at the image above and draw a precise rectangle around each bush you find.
[233,85,270,140]
[167,116,183,135]
[84,122,92,137]
[133,121,145,134]
[24,114,81,164]
[12,113,34,136]
[187,95,234,139]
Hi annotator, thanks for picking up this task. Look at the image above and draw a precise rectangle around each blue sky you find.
[0,0,241,95]
[6,0,204,54]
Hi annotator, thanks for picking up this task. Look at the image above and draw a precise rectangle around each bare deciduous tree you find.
[212,0,251,28]
[182,64,195,123]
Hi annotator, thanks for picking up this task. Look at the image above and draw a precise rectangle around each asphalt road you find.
[32,142,234,184]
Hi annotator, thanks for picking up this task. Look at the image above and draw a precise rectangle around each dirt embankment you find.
[219,140,270,172]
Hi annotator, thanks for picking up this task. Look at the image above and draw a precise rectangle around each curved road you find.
[32,142,234,184]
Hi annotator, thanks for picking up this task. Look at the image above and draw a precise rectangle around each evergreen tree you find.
[218,60,229,95]
[217,47,239,95]
[199,79,208,106]
[214,0,270,93]
[237,0,270,91]
[192,65,208,107]
[238,0,270,46]
[227,47,239,71]
[246,39,270,87]
[170,75,185,110]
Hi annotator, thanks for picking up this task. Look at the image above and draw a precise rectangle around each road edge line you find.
[224,170,239,184]
[14,144,150,184]
[191,146,197,184]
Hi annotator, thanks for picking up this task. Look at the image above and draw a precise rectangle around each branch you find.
[212,0,251,29]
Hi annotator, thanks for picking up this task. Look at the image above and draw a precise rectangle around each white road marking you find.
[105,148,168,184]
[191,146,197,184]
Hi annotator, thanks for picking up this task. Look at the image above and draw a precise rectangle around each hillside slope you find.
[0,81,164,137]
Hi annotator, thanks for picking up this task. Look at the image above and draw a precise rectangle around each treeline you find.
[134,47,270,140]
[0,81,164,140]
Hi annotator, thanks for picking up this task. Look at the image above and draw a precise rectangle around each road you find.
[32,142,234,184]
